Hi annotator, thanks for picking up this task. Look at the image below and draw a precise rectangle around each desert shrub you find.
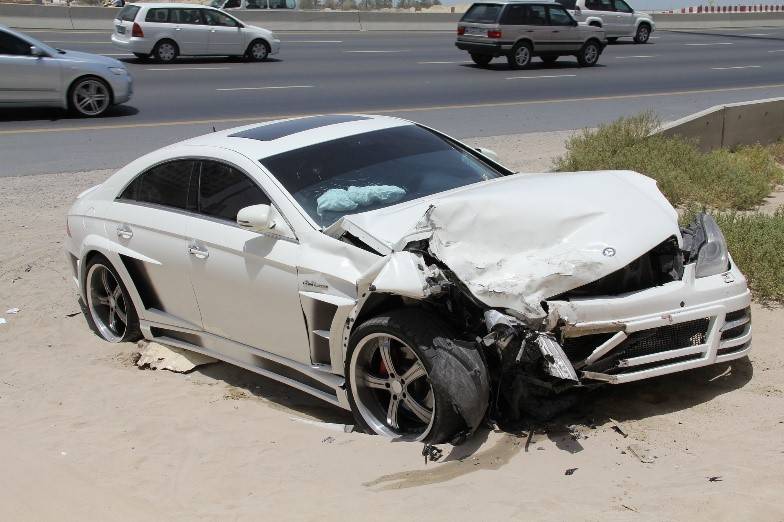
[554,113,783,210]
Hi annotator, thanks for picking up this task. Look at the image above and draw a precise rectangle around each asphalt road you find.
[2,26,784,175]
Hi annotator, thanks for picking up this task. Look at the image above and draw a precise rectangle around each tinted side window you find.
[117,5,140,21]
[199,161,270,222]
[145,8,169,22]
[555,0,577,8]
[170,8,203,24]
[0,31,32,56]
[501,4,525,24]
[613,0,633,13]
[204,10,239,27]
[246,0,267,8]
[461,3,503,23]
[548,6,574,25]
[525,5,548,25]
[224,0,241,7]
[119,160,195,210]
[586,0,614,11]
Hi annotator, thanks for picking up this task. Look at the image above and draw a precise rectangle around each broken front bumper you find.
[550,261,751,384]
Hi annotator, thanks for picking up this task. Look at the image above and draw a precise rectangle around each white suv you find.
[556,0,654,43]
[111,3,281,63]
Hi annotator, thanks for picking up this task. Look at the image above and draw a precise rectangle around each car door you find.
[186,159,311,365]
[585,0,618,35]
[110,159,204,329]
[523,4,555,51]
[0,30,61,104]
[546,5,581,52]
[203,9,244,56]
[612,0,636,35]
[499,4,526,47]
[169,8,210,55]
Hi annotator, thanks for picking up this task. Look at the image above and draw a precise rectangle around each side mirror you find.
[30,45,46,57]
[474,147,500,162]
[237,204,275,233]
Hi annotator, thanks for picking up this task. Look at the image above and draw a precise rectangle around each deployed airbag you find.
[317,185,406,215]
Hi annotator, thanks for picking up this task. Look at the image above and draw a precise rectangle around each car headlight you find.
[108,67,127,76]
[695,214,730,278]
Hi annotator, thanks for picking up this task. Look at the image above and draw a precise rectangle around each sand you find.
[1,132,783,521]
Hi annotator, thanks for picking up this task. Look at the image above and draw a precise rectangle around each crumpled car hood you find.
[331,171,679,315]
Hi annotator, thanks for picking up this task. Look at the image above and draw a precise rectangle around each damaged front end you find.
[338,172,750,441]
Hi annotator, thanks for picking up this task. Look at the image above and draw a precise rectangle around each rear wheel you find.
[245,39,270,62]
[153,39,178,63]
[346,309,489,444]
[470,53,492,67]
[540,55,558,65]
[68,76,112,117]
[577,40,601,67]
[85,255,141,343]
[507,41,532,69]
[634,24,651,44]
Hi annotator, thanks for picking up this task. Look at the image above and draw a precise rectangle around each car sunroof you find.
[229,115,371,141]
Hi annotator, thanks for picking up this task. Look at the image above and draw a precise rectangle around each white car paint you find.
[65,115,751,424]
[561,0,655,40]
[111,3,280,59]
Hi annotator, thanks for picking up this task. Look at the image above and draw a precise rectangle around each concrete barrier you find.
[2,4,784,31]
[658,98,784,151]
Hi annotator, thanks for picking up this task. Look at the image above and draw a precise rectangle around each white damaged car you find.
[65,115,752,444]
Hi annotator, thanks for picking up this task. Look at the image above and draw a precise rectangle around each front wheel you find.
[69,77,112,117]
[577,41,601,67]
[85,255,141,343]
[507,41,532,69]
[245,39,270,62]
[346,309,489,444]
[634,24,651,44]
[470,53,492,67]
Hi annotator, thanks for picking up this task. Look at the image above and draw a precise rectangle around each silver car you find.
[456,1,607,68]
[111,3,281,63]
[0,24,132,117]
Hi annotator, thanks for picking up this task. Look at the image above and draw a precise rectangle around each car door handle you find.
[188,245,209,259]
[210,29,217,33]
[175,27,182,31]
[552,30,560,33]
[116,224,133,239]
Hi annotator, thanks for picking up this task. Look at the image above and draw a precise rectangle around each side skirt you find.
[139,320,351,411]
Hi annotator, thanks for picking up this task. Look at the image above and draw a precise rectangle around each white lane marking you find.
[216,85,314,91]
[418,60,471,64]
[768,49,784,53]
[147,67,232,71]
[615,55,656,59]
[343,50,409,53]
[505,74,577,80]
[42,40,108,44]
[711,65,762,70]
[685,42,734,46]
[285,40,343,43]
[746,33,770,36]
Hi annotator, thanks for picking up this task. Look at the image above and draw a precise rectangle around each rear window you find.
[116,5,140,22]
[461,3,503,24]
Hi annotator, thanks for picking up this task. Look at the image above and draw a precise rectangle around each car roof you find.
[469,0,561,5]
[173,114,414,161]
[126,3,213,8]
